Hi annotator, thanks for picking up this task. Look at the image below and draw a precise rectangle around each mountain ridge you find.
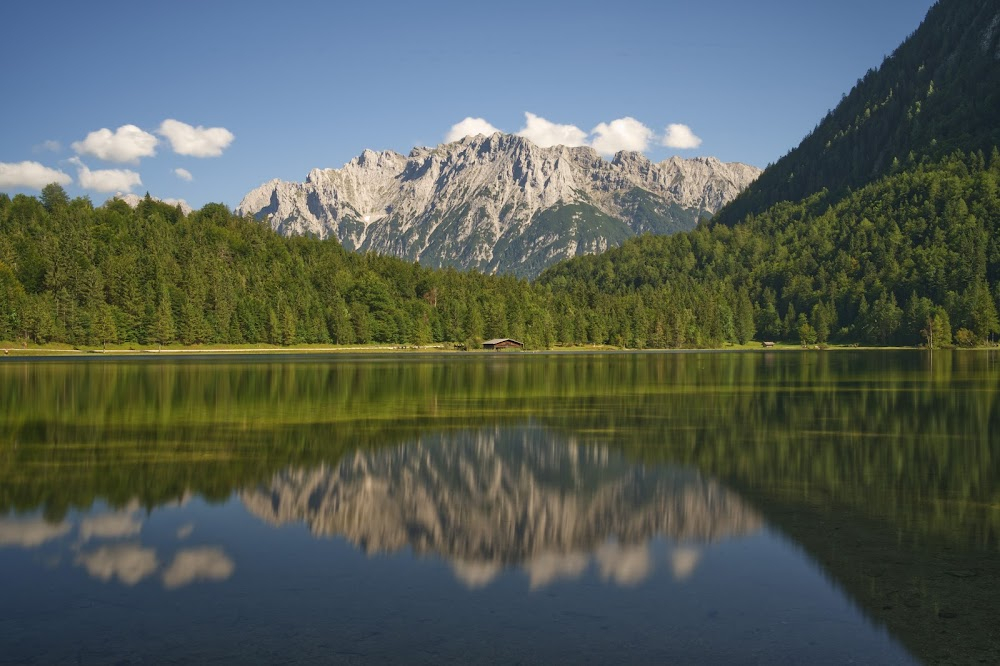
[237,133,760,277]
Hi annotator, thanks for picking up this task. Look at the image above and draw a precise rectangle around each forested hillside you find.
[717,0,1000,225]
[540,151,1000,347]
[3,151,997,351]
[536,0,1000,348]
[0,189,557,349]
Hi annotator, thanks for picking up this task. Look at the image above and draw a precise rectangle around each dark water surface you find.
[0,351,997,664]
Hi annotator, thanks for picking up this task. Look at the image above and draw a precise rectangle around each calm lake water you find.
[0,351,997,665]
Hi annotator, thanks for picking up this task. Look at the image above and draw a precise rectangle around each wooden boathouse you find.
[482,338,524,351]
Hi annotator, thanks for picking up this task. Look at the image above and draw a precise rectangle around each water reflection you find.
[78,504,143,542]
[162,547,235,589]
[0,505,235,591]
[75,543,159,585]
[241,427,762,589]
[0,350,995,663]
[0,516,71,547]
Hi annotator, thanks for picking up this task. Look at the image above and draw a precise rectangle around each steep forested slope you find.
[540,151,1000,347]
[717,0,1000,225]
[537,0,1000,348]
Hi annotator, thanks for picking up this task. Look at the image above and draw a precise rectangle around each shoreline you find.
[1,342,994,358]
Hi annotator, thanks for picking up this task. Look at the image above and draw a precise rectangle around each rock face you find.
[237,134,760,277]
[240,428,761,587]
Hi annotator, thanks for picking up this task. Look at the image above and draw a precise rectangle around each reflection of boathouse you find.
[483,338,524,351]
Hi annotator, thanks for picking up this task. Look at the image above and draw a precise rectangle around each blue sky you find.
[0,0,935,209]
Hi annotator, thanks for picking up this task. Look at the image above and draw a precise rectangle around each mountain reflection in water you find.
[3,350,994,664]
[241,427,762,589]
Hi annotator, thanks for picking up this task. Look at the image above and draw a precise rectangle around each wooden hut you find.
[482,338,524,351]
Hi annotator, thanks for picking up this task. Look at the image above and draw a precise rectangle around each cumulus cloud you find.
[173,167,193,182]
[590,117,654,156]
[445,117,501,143]
[0,518,72,548]
[157,119,234,157]
[162,547,234,589]
[516,112,587,148]
[34,139,62,153]
[662,123,702,150]
[70,157,142,193]
[71,124,158,164]
[0,161,73,189]
[160,198,191,212]
[442,113,696,157]
[75,543,159,585]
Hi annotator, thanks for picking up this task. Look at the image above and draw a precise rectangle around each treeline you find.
[539,150,1000,348]
[0,189,557,349]
[1,151,999,350]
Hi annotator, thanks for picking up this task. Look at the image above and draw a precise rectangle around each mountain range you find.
[237,134,759,277]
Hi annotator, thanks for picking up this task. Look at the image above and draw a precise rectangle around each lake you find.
[0,351,997,664]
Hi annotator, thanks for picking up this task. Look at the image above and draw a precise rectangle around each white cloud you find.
[0,518,71,548]
[516,112,587,148]
[0,161,73,189]
[70,157,142,193]
[441,113,691,157]
[173,167,193,182]
[157,119,234,157]
[75,543,159,585]
[160,197,191,211]
[162,547,234,589]
[445,117,501,143]
[34,139,62,153]
[71,124,158,164]
[662,123,702,150]
[590,117,654,156]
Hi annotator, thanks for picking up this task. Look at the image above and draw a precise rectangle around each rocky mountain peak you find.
[237,133,761,277]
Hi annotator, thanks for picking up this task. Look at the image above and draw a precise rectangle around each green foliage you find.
[40,183,69,212]
[3,150,999,350]
[797,313,817,347]
[717,0,1000,225]
[540,152,1000,347]
[954,327,977,347]
[0,195,557,348]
